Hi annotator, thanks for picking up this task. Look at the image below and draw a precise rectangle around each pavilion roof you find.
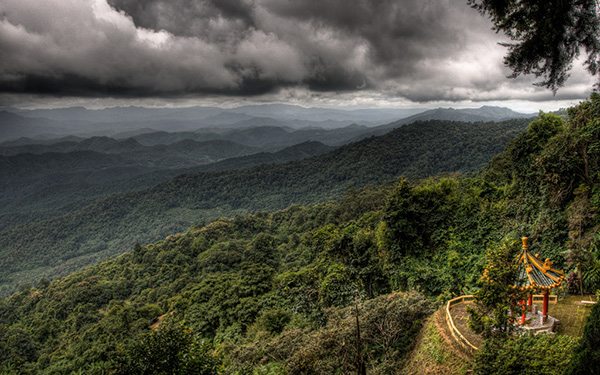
[515,237,565,291]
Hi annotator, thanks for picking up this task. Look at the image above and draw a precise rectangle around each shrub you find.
[568,301,600,375]
[226,291,435,374]
[255,309,292,335]
[474,334,578,375]
[116,322,220,375]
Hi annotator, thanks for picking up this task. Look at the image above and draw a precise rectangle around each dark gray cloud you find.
[262,0,462,66]
[108,0,256,40]
[0,0,594,103]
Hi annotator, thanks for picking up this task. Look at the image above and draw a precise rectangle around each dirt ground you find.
[449,303,484,349]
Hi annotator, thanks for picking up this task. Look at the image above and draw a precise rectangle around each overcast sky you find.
[0,0,596,111]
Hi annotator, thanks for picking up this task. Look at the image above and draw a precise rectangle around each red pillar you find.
[528,294,533,312]
[542,290,549,322]
[520,299,527,325]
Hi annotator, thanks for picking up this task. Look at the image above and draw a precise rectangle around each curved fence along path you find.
[444,294,559,355]
[445,295,478,354]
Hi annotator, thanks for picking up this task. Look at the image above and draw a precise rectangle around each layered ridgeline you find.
[0,137,260,225]
[0,119,527,295]
[1,104,531,141]
[0,141,334,230]
[0,111,527,230]
[0,105,533,233]
[0,96,598,374]
[0,137,260,166]
[0,104,534,232]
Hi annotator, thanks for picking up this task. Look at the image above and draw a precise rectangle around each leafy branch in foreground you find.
[469,0,600,92]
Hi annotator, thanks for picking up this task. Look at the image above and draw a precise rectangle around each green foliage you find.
[0,324,37,368]
[469,0,600,92]
[568,301,600,375]
[469,238,523,338]
[2,95,600,372]
[474,334,578,375]
[116,322,220,375]
[254,309,292,335]
[319,263,356,307]
[226,292,435,374]
[0,119,528,296]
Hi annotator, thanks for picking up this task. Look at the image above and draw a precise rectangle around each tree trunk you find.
[354,300,367,375]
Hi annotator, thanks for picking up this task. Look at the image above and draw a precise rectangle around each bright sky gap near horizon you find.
[0,0,596,112]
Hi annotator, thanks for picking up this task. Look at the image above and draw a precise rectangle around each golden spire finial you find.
[521,236,529,250]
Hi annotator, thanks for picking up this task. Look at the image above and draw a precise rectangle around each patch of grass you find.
[422,321,451,364]
[553,294,596,337]
[402,313,472,375]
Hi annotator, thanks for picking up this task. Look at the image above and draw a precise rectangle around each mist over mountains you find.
[0,104,533,142]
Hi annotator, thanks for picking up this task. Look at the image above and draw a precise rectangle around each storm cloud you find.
[0,0,594,103]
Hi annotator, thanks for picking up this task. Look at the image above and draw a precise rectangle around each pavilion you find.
[515,237,565,325]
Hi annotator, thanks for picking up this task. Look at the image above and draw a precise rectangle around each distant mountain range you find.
[366,106,534,136]
[0,111,68,140]
[8,104,420,124]
[0,102,536,295]
[0,118,529,295]
[0,136,260,168]
[0,104,534,142]
[0,140,334,232]
[401,105,532,122]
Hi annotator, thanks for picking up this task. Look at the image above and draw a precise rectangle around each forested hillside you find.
[133,125,373,148]
[0,119,527,295]
[0,141,333,231]
[1,95,598,373]
[0,137,260,167]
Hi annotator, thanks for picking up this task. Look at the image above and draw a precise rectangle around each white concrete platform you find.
[518,310,559,334]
